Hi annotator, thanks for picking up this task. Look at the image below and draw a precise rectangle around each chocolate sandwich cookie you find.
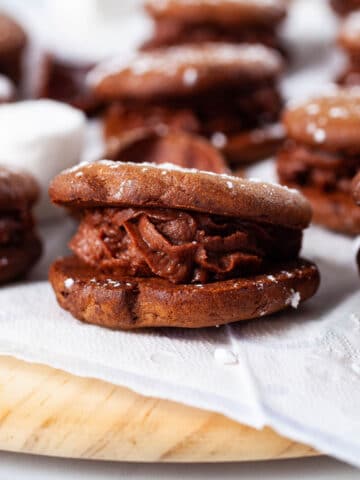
[90,43,284,166]
[0,167,41,284]
[143,0,287,55]
[330,0,360,15]
[338,12,360,87]
[105,128,229,173]
[38,54,101,115]
[49,161,319,330]
[0,13,26,85]
[277,89,360,235]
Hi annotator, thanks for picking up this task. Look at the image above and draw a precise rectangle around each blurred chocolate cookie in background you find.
[0,13,27,86]
[278,89,360,235]
[0,166,41,284]
[143,0,287,56]
[89,43,285,168]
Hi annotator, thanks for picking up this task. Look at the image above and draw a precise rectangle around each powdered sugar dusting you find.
[182,67,198,86]
[306,103,320,115]
[329,107,349,119]
[247,176,300,195]
[106,279,123,288]
[114,179,134,200]
[211,132,227,148]
[288,90,360,146]
[62,160,307,220]
[64,278,74,289]
[88,43,282,88]
[63,161,91,174]
[314,128,326,143]
[286,289,301,309]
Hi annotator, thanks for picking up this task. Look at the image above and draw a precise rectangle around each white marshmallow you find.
[41,1,151,64]
[0,100,85,221]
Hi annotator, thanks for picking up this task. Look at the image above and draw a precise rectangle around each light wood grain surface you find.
[0,356,318,462]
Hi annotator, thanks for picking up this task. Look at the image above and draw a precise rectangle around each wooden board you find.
[0,356,318,462]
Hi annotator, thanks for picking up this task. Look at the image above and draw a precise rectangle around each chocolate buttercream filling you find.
[70,207,302,284]
[277,141,360,193]
[143,20,282,52]
[104,82,282,141]
[104,103,200,140]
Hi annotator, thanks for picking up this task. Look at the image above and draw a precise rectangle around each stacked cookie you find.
[0,167,41,284]
[83,0,288,172]
[143,0,287,55]
[277,89,360,235]
[0,13,44,283]
[89,43,284,168]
